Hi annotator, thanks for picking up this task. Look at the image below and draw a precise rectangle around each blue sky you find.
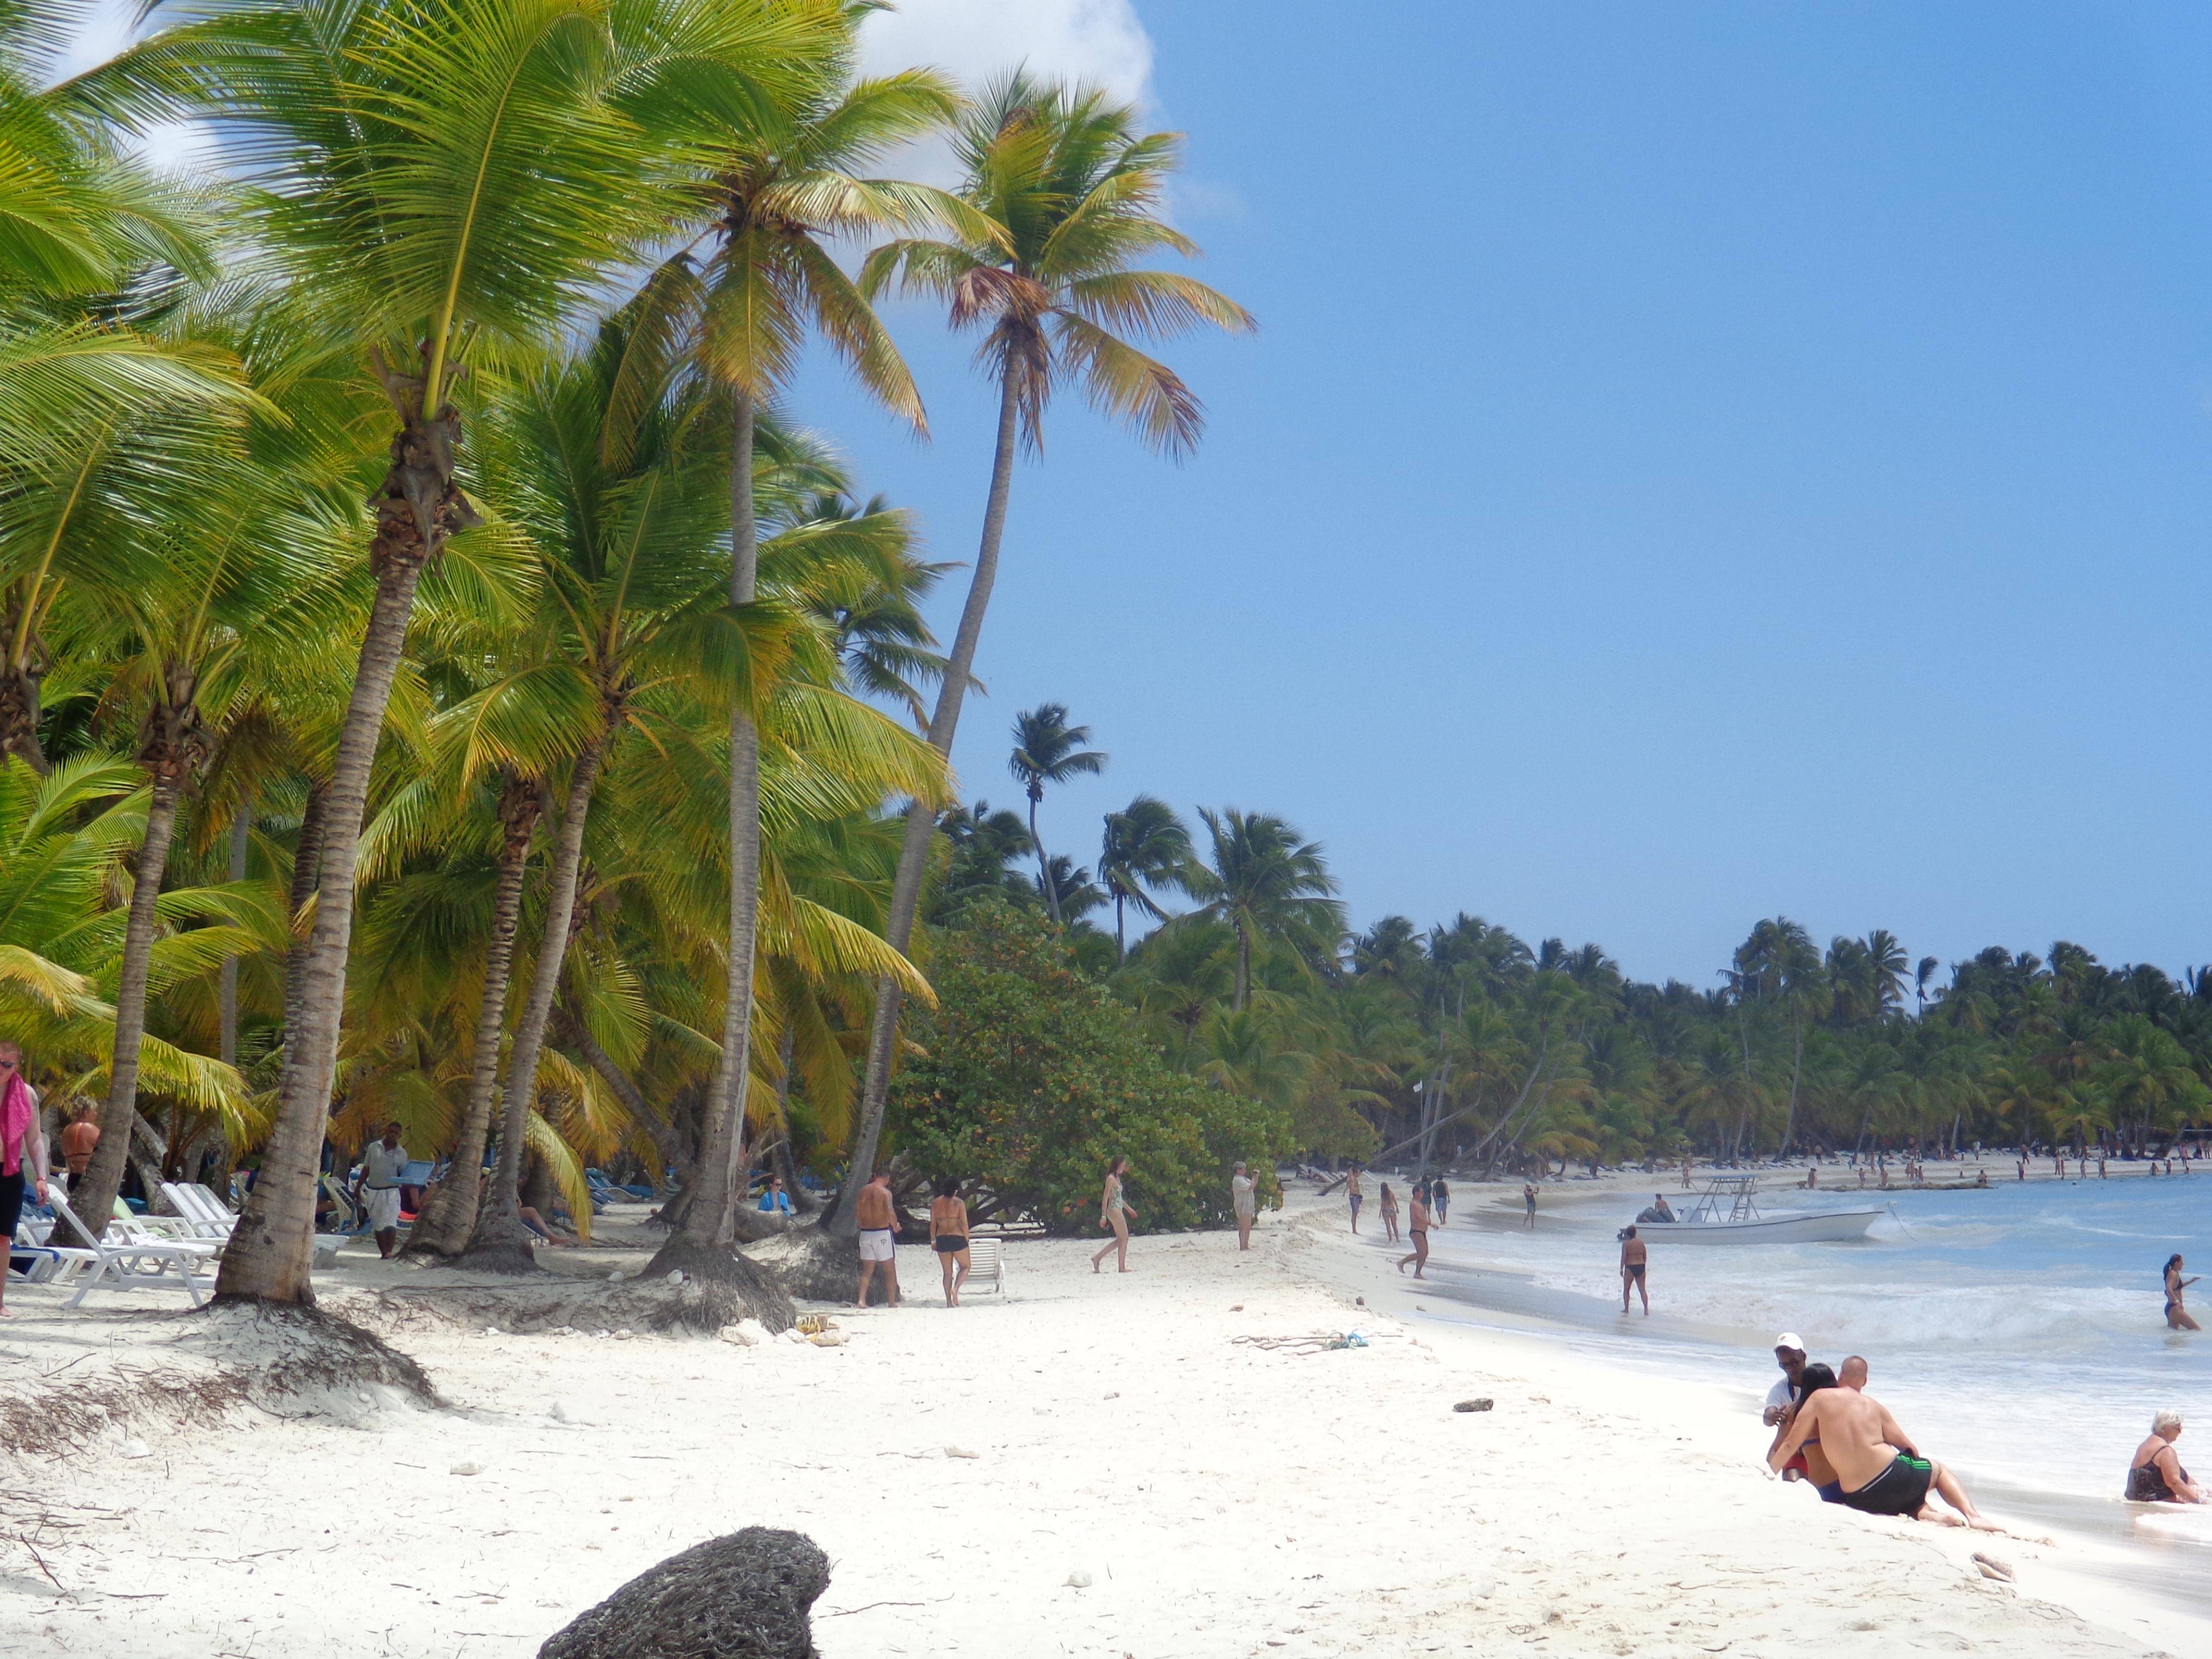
[86,0,2212,988]
[783,1,2212,988]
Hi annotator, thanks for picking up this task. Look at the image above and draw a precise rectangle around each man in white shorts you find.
[854,1170,900,1308]
[358,1122,409,1258]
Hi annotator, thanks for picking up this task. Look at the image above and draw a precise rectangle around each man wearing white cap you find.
[1763,1332,1811,1425]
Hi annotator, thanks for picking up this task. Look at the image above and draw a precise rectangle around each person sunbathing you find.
[1769,1354,2000,1529]
[518,1205,579,1247]
[2126,1408,2205,1503]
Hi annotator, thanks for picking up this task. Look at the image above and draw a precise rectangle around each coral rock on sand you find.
[539,1527,830,1659]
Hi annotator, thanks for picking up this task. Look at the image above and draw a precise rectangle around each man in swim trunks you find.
[1523,1182,1537,1228]
[853,1170,901,1308]
[1346,1165,1363,1233]
[1619,1226,1648,1315]
[1770,1356,1998,1529]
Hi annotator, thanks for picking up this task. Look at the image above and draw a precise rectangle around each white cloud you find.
[857,0,1154,106]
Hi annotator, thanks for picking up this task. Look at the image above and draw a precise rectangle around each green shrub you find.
[893,899,1288,1233]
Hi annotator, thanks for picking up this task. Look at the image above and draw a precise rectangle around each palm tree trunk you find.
[465,743,605,1269]
[1029,793,1061,923]
[1113,891,1126,965]
[1233,921,1252,1013]
[217,397,469,1304]
[62,770,183,1246]
[218,800,251,1068]
[650,392,766,1272]
[834,362,1021,1237]
[404,776,541,1257]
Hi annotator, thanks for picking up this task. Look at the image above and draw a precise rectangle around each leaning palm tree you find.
[837,73,1254,1225]
[1098,793,1190,962]
[1184,807,1343,1013]
[629,33,960,1268]
[82,0,825,1304]
[1007,702,1104,923]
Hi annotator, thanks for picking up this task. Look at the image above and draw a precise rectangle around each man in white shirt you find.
[1764,1333,1811,1424]
[357,1122,409,1258]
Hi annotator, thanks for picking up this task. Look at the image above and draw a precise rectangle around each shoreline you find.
[0,1193,2191,1658]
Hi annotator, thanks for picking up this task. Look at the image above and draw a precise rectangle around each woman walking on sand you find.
[2165,1254,2201,1331]
[0,1043,48,1319]
[1397,1181,1431,1278]
[1230,1162,1257,1251]
[1093,1157,1137,1273]
[1379,1182,1400,1243]
[929,1177,972,1307]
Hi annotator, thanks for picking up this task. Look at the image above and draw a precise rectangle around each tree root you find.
[365,1260,793,1337]
[734,1223,863,1304]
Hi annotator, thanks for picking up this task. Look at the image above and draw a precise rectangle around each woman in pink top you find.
[0,1042,50,1318]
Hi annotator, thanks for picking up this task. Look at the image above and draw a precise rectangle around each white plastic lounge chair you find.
[161,1181,347,1267]
[963,1235,1006,1296]
[45,1191,218,1308]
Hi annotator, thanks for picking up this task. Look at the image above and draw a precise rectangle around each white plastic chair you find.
[46,1191,218,1308]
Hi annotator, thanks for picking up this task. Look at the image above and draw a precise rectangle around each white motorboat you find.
[1633,1175,1884,1245]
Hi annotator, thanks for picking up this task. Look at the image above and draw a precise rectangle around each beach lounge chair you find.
[161,1182,348,1267]
[45,1191,218,1308]
[962,1235,1006,1296]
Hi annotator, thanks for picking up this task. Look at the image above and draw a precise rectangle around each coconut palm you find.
[836,71,1254,1228]
[625,31,964,1269]
[1007,703,1105,924]
[48,313,357,1238]
[1184,808,1343,1014]
[1098,793,1191,963]
[79,0,834,1302]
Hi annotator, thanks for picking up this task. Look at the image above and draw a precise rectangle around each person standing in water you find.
[2164,1254,2201,1331]
[1523,1182,1538,1228]
[1396,1181,1431,1277]
[1345,1164,1364,1234]
[2127,1408,2204,1503]
[1378,1181,1399,1242]
[1620,1225,1649,1315]
[1092,1156,1136,1273]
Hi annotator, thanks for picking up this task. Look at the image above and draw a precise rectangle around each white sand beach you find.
[2,1189,2200,1659]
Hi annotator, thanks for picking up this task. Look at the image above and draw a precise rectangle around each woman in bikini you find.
[2126,1408,2204,1503]
[1092,1157,1136,1273]
[1378,1182,1400,1243]
[2165,1253,2201,1331]
[929,1176,971,1307]
[1396,1181,1431,1277]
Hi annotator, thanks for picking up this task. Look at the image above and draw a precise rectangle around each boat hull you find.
[1636,1209,1884,1244]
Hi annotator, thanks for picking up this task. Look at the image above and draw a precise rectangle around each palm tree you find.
[835,72,1254,1229]
[1915,956,1940,1018]
[1098,794,1191,962]
[88,0,822,1304]
[48,307,355,1238]
[1185,808,1343,1013]
[1007,703,1105,924]
[630,29,961,1270]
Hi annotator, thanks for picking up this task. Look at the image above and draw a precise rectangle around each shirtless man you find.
[1346,1165,1364,1234]
[853,1171,900,1308]
[1619,1226,1648,1315]
[1770,1354,1998,1528]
